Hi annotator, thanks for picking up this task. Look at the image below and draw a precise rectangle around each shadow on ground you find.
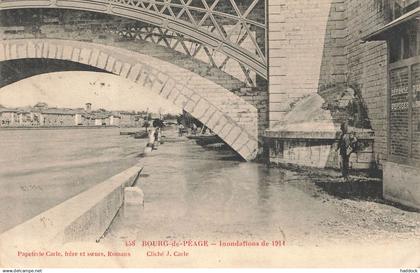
[315,179,382,200]
[270,162,420,212]
[314,178,420,212]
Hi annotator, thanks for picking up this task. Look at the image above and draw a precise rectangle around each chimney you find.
[85,103,92,112]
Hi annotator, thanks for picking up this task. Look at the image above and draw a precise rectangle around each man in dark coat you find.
[337,122,357,180]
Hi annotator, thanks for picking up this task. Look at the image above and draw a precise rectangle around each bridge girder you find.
[0,0,267,79]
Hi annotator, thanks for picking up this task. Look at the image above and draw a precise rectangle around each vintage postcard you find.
[0,0,419,269]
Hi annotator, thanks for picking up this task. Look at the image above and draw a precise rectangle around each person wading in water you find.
[337,122,358,181]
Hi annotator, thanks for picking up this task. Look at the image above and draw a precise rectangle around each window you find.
[389,20,418,63]
[390,0,419,20]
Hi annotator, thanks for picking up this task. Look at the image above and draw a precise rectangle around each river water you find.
[105,129,420,248]
[1,127,419,247]
[0,128,145,233]
[104,129,344,247]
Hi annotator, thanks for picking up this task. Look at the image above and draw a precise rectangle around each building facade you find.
[363,1,420,209]
[0,103,141,128]
[265,0,419,209]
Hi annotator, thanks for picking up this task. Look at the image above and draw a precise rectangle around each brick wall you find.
[345,0,391,165]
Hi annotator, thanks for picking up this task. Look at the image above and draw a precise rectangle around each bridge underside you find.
[0,0,267,82]
[0,39,259,161]
[0,8,250,91]
[0,58,107,88]
[0,5,269,160]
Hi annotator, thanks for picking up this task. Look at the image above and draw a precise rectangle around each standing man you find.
[337,122,357,180]
[144,127,155,154]
[178,123,185,137]
[192,123,198,135]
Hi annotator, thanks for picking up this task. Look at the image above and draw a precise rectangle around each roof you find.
[118,111,138,115]
[0,105,129,118]
[93,113,111,119]
[14,106,33,113]
[33,102,49,108]
[0,107,18,113]
[42,108,77,115]
[111,112,121,118]
[81,111,121,119]
[362,7,420,41]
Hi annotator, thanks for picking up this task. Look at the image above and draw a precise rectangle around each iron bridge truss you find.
[1,0,267,85]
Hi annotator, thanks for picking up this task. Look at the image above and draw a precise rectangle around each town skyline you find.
[0,71,182,114]
[0,101,158,115]
[0,101,148,128]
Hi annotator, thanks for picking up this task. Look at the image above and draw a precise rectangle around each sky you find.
[0,71,182,114]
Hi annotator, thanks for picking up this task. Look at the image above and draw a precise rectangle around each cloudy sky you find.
[0,71,182,114]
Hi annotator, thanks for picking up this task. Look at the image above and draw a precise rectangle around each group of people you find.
[177,123,200,136]
[176,111,216,137]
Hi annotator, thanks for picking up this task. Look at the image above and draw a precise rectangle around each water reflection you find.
[108,130,330,245]
[100,129,419,247]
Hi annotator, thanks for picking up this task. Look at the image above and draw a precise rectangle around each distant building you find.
[0,107,18,127]
[119,111,143,128]
[42,108,77,127]
[110,112,121,127]
[0,103,140,128]
[33,102,48,110]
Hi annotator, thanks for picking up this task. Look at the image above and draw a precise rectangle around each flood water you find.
[0,128,145,233]
[1,127,418,247]
[106,129,357,247]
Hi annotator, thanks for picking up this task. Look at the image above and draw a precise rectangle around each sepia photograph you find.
[0,0,419,270]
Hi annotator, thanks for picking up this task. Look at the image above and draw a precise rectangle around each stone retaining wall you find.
[265,131,376,170]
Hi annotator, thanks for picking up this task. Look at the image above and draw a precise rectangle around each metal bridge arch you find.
[0,39,259,160]
[0,0,267,81]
